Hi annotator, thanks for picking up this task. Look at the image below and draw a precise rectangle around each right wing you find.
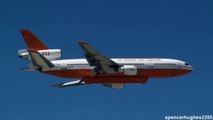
[78,42,120,76]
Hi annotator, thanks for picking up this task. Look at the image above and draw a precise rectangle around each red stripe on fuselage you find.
[43,69,91,78]
[138,69,191,78]
[43,69,192,79]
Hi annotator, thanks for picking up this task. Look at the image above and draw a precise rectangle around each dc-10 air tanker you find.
[18,30,192,89]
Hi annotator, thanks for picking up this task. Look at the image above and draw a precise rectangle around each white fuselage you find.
[51,58,192,71]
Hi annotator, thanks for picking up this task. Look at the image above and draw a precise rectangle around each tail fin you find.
[20,30,48,50]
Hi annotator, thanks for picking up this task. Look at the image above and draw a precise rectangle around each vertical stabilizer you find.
[20,30,48,50]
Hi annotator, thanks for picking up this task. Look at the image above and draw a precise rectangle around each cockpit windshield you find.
[185,63,189,66]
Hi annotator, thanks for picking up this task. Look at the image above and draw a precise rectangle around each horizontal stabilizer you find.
[28,50,54,71]
[19,66,40,71]
[51,80,85,88]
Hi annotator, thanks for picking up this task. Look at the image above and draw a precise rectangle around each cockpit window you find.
[185,63,189,66]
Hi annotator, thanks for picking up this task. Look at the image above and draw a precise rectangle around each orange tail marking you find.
[20,30,48,50]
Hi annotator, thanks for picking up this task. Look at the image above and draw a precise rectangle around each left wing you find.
[78,42,120,76]
[51,80,85,88]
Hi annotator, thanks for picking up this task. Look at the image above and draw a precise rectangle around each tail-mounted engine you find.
[119,65,138,75]
[18,49,62,61]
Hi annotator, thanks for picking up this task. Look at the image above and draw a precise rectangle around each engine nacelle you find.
[119,65,138,75]
[18,49,62,61]
[102,83,124,89]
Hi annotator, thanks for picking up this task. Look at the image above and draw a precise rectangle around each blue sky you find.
[0,0,212,119]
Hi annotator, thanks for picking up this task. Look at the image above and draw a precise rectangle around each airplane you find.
[18,30,193,89]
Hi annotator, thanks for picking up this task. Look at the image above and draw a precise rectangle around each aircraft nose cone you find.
[189,65,193,70]
[186,65,193,72]
[18,55,23,58]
